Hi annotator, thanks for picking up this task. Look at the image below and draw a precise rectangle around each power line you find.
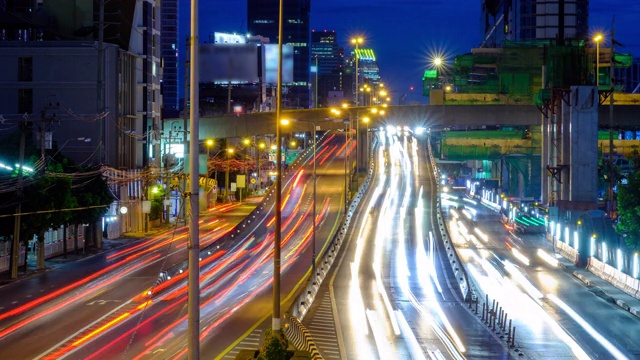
[0,204,108,218]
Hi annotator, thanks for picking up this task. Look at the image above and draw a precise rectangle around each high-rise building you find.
[247,0,310,108]
[346,48,381,106]
[0,0,162,170]
[161,0,179,116]
[311,30,343,107]
[481,0,589,47]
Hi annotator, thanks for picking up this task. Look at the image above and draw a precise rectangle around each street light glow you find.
[205,139,214,147]
[280,119,290,126]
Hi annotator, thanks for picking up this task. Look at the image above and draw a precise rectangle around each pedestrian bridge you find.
[164,103,640,140]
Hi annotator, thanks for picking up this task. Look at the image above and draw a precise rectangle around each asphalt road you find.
[329,129,506,359]
[0,131,349,359]
[449,188,640,359]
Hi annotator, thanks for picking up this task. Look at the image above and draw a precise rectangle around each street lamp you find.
[351,36,364,106]
[257,142,266,191]
[363,117,370,170]
[344,119,350,212]
[225,148,234,202]
[594,33,603,87]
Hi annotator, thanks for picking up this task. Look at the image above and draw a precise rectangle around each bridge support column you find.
[541,116,550,204]
[567,86,599,204]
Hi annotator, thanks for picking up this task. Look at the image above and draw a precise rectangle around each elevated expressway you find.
[164,103,640,141]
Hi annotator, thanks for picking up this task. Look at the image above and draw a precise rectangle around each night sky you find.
[178,0,640,103]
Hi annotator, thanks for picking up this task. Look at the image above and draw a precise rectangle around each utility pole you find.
[182,36,190,223]
[273,0,284,332]
[97,0,105,164]
[187,0,200,357]
[10,121,27,279]
[608,25,615,218]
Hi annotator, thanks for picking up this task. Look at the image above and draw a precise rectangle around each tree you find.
[71,168,113,250]
[616,171,640,249]
[20,174,74,269]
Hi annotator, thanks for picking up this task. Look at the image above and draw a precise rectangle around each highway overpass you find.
[164,104,639,140]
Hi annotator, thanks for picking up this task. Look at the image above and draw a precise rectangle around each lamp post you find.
[594,33,603,87]
[225,148,234,202]
[363,116,370,170]
[344,119,349,213]
[273,0,286,331]
[187,0,200,355]
[257,142,266,191]
[351,37,364,105]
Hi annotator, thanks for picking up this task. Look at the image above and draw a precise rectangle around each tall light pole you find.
[363,116,370,170]
[344,119,349,213]
[187,0,200,356]
[257,142,266,191]
[608,28,615,218]
[273,0,285,332]
[594,33,603,87]
[351,37,363,106]
[225,148,234,202]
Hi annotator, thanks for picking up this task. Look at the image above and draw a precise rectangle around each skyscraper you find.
[161,0,179,115]
[0,0,162,170]
[247,0,310,108]
[311,30,343,107]
[481,0,589,47]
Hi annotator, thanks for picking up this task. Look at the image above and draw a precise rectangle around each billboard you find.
[263,44,294,84]
[199,44,259,83]
[213,32,246,44]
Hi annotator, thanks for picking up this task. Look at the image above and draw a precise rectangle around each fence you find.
[0,225,87,273]
[587,257,640,300]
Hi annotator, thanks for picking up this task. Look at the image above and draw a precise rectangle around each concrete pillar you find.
[569,86,599,204]
[541,116,550,204]
[561,97,571,201]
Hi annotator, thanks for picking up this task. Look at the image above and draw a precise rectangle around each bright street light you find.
[594,33,604,86]
[351,36,364,106]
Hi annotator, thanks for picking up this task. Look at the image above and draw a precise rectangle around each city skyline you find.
[178,0,640,104]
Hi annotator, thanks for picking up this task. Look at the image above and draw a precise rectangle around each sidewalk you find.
[555,255,640,320]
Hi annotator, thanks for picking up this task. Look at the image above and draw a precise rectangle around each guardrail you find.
[554,240,578,265]
[587,257,640,300]
[428,139,472,301]
[292,137,378,320]
[285,316,323,360]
